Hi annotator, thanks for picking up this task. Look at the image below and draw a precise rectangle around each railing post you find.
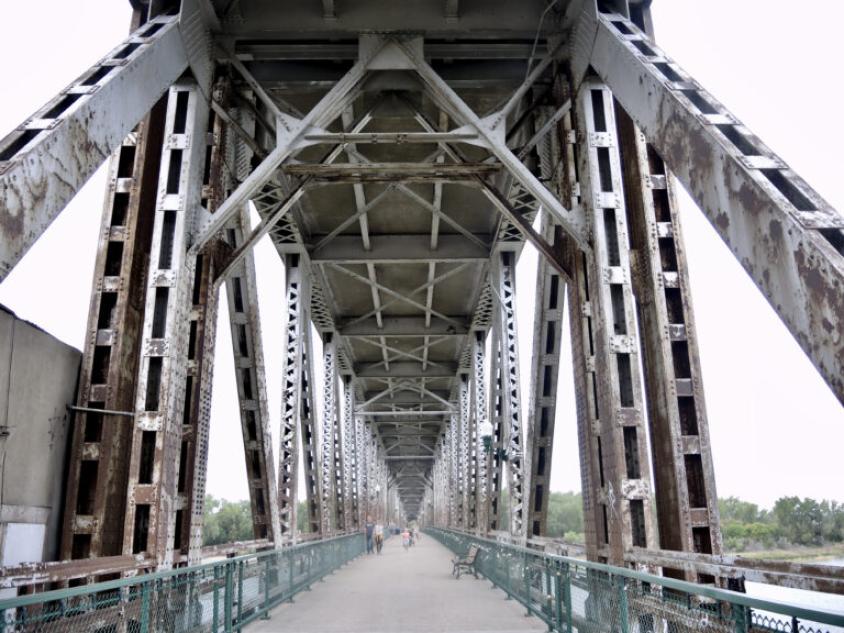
[733,602,749,633]
[617,575,630,633]
[552,560,562,631]
[237,560,244,631]
[505,551,513,600]
[524,552,531,616]
[563,563,573,633]
[288,549,296,601]
[224,562,234,633]
[262,556,271,619]
[213,565,220,632]
[139,581,151,633]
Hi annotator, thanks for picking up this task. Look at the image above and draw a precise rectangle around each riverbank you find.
[734,543,844,562]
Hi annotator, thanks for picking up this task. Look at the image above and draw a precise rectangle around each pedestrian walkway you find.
[248,533,546,633]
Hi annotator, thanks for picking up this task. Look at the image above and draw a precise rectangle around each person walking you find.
[374,522,384,554]
[401,527,410,550]
[365,516,375,554]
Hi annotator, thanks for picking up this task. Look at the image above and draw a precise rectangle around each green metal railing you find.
[0,532,364,632]
[427,528,844,633]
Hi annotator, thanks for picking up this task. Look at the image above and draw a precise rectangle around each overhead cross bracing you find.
[0,0,843,601]
[205,9,575,525]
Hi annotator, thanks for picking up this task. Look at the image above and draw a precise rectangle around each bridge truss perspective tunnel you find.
[0,0,843,620]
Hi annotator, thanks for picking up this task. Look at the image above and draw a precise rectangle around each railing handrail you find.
[428,528,844,627]
[0,531,363,611]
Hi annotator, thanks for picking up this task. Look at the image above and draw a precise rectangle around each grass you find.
[735,543,844,562]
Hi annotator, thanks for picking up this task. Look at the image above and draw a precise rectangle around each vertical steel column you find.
[321,334,341,533]
[60,98,167,564]
[278,254,307,538]
[220,207,281,548]
[471,331,489,535]
[571,78,656,564]
[374,442,387,523]
[447,416,459,528]
[300,327,322,534]
[217,89,281,549]
[492,251,527,539]
[357,416,369,524]
[558,79,604,560]
[458,375,471,529]
[616,109,722,575]
[487,324,505,532]
[526,214,567,537]
[178,82,228,564]
[123,79,210,567]
[343,377,358,531]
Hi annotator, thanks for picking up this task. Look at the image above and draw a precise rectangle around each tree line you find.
[539,493,844,552]
[202,493,844,553]
[202,496,311,546]
[719,496,844,551]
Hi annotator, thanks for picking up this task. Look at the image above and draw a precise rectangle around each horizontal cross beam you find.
[282,162,499,182]
[311,234,489,263]
[303,132,478,144]
[355,362,458,378]
[339,317,469,337]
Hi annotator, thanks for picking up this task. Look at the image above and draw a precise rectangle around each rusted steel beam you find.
[60,98,168,565]
[303,132,478,144]
[282,162,500,182]
[198,538,272,559]
[122,79,210,568]
[0,556,153,589]
[175,79,231,565]
[569,78,657,564]
[616,106,724,579]
[627,548,844,596]
[581,10,844,405]
[0,14,188,280]
[178,246,221,564]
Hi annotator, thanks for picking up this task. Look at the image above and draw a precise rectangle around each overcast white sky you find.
[0,0,841,510]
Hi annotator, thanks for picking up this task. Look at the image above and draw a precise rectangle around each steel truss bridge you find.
[0,0,843,627]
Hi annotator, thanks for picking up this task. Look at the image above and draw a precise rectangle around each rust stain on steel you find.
[628,547,844,595]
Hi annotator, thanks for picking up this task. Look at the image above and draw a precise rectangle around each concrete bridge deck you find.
[248,535,545,633]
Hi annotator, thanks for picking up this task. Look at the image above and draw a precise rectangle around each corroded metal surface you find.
[122,79,209,567]
[2,0,843,602]
[570,78,656,564]
[60,99,167,565]
[616,105,723,579]
[0,14,187,280]
[583,9,844,406]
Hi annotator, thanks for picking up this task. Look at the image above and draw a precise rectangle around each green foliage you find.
[719,495,844,552]
[297,500,310,533]
[202,495,253,546]
[719,497,767,524]
[546,492,584,541]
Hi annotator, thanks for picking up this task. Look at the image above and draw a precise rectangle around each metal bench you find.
[451,544,480,579]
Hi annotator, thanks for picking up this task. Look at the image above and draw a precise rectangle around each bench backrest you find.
[465,545,479,563]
